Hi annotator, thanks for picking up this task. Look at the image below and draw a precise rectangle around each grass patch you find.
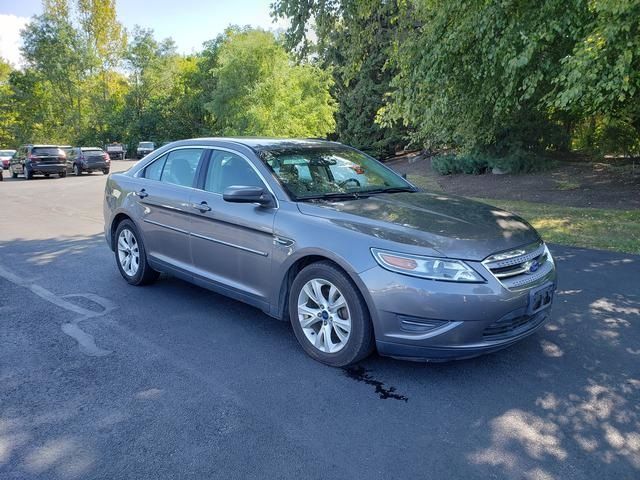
[407,174,443,192]
[474,198,640,254]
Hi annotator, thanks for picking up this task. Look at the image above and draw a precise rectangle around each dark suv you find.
[10,145,67,179]
[68,147,111,175]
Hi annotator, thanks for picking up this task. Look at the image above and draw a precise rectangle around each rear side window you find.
[143,154,167,181]
[159,149,203,187]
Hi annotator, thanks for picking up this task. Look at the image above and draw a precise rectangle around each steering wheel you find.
[338,178,361,188]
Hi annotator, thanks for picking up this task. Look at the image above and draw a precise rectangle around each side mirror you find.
[223,185,274,207]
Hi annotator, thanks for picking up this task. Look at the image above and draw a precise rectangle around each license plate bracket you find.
[528,282,555,315]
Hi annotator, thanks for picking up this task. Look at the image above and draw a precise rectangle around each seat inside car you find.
[219,156,262,189]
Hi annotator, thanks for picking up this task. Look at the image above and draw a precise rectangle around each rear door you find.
[133,147,207,273]
[188,148,276,308]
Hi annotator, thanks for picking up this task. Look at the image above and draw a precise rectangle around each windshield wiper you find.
[298,191,366,201]
[361,186,417,195]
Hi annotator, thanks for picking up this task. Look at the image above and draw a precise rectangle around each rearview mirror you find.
[223,186,274,207]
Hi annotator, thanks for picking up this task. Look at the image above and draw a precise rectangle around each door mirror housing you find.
[223,186,274,207]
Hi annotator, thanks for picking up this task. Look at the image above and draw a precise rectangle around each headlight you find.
[371,248,484,282]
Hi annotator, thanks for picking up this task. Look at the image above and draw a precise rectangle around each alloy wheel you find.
[297,278,351,353]
[117,228,140,277]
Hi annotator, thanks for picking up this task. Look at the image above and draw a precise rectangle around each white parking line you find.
[0,263,116,357]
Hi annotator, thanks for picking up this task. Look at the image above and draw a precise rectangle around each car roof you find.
[80,147,102,150]
[188,137,340,152]
[28,145,60,148]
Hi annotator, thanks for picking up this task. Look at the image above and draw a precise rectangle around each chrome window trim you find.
[133,145,279,209]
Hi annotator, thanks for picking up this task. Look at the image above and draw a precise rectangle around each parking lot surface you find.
[1,161,639,479]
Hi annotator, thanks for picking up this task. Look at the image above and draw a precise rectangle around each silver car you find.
[103,138,556,366]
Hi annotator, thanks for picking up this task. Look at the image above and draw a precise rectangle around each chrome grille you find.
[483,242,552,290]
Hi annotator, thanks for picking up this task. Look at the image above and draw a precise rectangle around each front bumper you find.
[360,262,556,361]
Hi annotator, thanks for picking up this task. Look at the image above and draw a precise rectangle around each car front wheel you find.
[114,219,159,286]
[289,261,374,367]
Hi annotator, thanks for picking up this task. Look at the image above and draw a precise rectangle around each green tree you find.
[0,58,17,146]
[206,28,336,137]
[273,0,407,157]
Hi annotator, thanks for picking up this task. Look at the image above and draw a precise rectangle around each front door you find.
[188,149,275,308]
[134,148,207,272]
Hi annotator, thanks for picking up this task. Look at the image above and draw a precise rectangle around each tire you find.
[114,219,159,286]
[289,261,374,367]
[11,168,17,179]
[44,173,50,178]
[58,171,66,178]
[102,168,110,174]
[23,165,32,180]
[73,164,81,176]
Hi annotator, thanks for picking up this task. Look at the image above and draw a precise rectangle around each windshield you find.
[139,142,154,149]
[260,146,413,200]
[0,150,15,156]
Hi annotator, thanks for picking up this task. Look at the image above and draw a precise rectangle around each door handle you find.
[134,189,148,198]
[192,201,212,213]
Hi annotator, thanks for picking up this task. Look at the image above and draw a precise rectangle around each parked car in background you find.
[136,141,155,159]
[10,145,67,179]
[103,138,556,367]
[68,147,111,175]
[106,142,125,160]
[0,149,16,170]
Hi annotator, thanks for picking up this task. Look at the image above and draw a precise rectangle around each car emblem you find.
[526,260,540,273]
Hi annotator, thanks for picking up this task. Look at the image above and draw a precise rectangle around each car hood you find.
[296,192,540,261]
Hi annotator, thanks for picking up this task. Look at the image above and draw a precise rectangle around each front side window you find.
[259,146,413,200]
[204,150,264,194]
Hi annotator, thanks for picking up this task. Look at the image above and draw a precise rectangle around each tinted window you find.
[139,142,154,149]
[204,151,264,194]
[143,154,167,181]
[32,147,63,156]
[83,149,105,157]
[159,148,203,187]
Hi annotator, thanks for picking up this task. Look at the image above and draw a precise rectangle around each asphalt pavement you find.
[1,161,638,479]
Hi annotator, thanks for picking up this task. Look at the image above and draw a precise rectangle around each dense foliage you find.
[0,0,638,165]
[0,0,336,150]
[274,0,640,163]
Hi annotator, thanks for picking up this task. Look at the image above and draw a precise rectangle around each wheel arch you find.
[274,251,378,336]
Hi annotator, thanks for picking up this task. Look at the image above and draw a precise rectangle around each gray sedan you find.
[103,138,556,366]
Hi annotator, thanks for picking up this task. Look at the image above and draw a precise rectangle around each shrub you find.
[432,150,553,175]
[431,153,489,175]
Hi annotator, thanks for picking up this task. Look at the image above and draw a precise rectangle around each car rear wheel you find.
[59,171,66,178]
[11,168,17,178]
[289,261,374,367]
[114,219,159,286]
[102,168,110,175]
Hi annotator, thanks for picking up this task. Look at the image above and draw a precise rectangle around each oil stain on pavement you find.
[344,365,409,402]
